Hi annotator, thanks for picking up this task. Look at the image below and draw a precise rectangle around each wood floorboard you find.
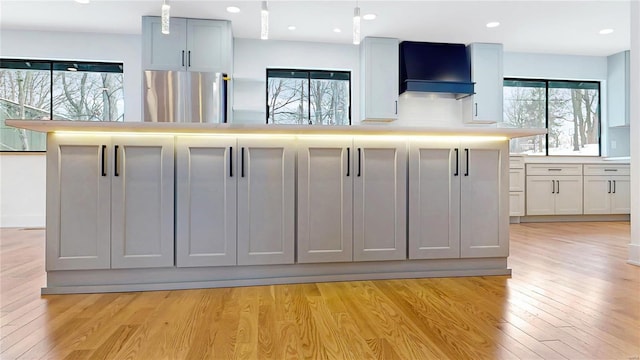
[0,222,638,359]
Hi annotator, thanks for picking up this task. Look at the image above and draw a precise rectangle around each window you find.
[267,69,350,125]
[503,79,600,156]
[0,59,124,151]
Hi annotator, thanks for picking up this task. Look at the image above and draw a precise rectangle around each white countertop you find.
[511,155,630,165]
[6,120,547,139]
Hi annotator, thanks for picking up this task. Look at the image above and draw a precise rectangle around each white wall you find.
[0,155,46,227]
[232,38,359,125]
[0,30,142,227]
[629,1,639,265]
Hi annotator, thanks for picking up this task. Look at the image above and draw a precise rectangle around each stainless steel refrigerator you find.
[143,70,228,123]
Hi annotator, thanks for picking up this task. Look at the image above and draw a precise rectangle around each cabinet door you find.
[509,168,525,192]
[583,176,611,214]
[466,43,503,124]
[46,135,111,270]
[297,138,353,263]
[509,192,525,217]
[176,137,236,267]
[610,177,631,214]
[607,51,630,127]
[460,142,508,258]
[554,176,583,215]
[111,136,175,268]
[408,142,460,259]
[186,19,232,73]
[360,37,399,121]
[142,16,187,71]
[526,176,556,215]
[353,138,407,261]
[237,138,295,265]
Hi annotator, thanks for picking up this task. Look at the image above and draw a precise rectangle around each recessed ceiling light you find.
[333,28,341,33]
[287,25,296,31]
[363,14,376,20]
[486,22,500,28]
[226,6,240,13]
[74,0,90,3]
[599,28,614,35]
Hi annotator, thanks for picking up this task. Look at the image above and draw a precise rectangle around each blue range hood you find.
[399,41,474,99]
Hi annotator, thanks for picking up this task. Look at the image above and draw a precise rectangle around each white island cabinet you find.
[409,139,508,259]
[175,136,237,267]
[237,138,296,265]
[8,120,546,294]
[47,134,174,271]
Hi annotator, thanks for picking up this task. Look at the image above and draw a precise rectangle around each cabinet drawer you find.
[509,156,525,169]
[526,164,582,176]
[583,164,630,176]
[509,169,525,192]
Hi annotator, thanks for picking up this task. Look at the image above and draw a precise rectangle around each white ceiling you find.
[0,0,631,56]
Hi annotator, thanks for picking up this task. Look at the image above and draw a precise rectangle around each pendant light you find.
[161,0,170,35]
[261,1,269,40]
[353,3,361,45]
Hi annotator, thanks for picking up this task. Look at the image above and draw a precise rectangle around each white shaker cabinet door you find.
[583,176,611,214]
[554,176,583,215]
[297,138,353,263]
[459,142,508,258]
[610,177,631,214]
[111,136,175,269]
[353,138,407,261]
[186,19,232,73]
[237,138,295,265]
[408,141,460,259]
[526,176,556,215]
[142,16,188,71]
[176,136,237,267]
[46,134,112,270]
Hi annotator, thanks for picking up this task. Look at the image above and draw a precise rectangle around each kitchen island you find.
[8,120,545,294]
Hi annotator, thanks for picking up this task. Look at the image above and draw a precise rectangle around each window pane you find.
[267,77,308,124]
[548,81,599,156]
[503,80,546,155]
[52,69,124,121]
[309,78,350,125]
[0,66,50,151]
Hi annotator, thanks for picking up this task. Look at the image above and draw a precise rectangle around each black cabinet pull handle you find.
[454,148,459,176]
[101,145,107,176]
[474,103,478,117]
[182,50,185,66]
[346,148,350,177]
[608,180,611,194]
[357,148,361,177]
[241,147,245,178]
[464,148,469,176]
[188,51,191,67]
[229,146,233,177]
[551,180,555,194]
[114,145,119,177]
[613,180,616,194]
[556,180,560,194]
[395,100,398,115]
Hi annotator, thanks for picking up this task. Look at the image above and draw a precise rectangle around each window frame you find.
[0,58,124,152]
[265,68,352,125]
[504,77,602,157]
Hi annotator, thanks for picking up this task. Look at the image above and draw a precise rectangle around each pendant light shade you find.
[261,1,269,40]
[353,6,361,45]
[161,0,170,34]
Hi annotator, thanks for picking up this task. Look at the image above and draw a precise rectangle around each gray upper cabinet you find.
[463,43,503,124]
[142,16,232,73]
[360,37,399,122]
[607,50,630,127]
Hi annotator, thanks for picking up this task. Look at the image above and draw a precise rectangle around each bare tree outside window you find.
[0,59,124,151]
[503,79,600,156]
[267,69,350,125]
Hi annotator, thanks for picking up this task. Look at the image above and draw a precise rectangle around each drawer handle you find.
[604,169,618,172]
[548,168,563,171]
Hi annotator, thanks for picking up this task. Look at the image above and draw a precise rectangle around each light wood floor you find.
[1,222,638,359]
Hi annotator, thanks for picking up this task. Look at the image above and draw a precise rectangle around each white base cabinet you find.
[409,140,509,259]
[176,137,237,267]
[237,138,296,265]
[47,134,175,271]
[584,176,630,214]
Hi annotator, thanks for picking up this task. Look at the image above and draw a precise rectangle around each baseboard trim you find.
[519,214,630,223]
[628,243,640,267]
[42,258,511,294]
